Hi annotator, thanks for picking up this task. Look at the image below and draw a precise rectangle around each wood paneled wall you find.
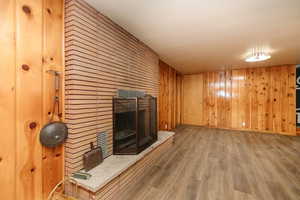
[182,65,296,135]
[159,60,183,130]
[65,0,159,174]
[0,0,64,199]
[1,1,17,199]
[42,1,65,198]
[176,74,183,125]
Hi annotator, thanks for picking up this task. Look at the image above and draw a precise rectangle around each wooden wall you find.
[65,0,160,174]
[159,60,182,130]
[1,1,17,199]
[182,65,296,135]
[0,0,64,199]
[176,74,183,125]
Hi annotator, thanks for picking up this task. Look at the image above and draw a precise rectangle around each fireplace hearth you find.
[113,95,157,155]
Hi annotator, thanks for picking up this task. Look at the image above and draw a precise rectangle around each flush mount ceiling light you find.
[245,48,271,62]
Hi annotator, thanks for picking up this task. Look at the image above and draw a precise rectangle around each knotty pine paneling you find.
[42,0,64,198]
[0,1,64,199]
[176,74,183,125]
[0,1,16,199]
[65,0,159,174]
[159,60,182,130]
[15,0,44,198]
[182,65,296,135]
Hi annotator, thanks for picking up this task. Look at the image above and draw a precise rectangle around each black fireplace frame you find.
[112,96,158,155]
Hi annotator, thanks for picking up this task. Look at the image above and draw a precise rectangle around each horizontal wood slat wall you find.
[159,60,182,131]
[182,65,296,135]
[65,0,159,174]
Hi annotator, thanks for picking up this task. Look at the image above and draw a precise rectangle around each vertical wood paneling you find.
[244,69,252,129]
[257,68,264,130]
[287,66,296,133]
[202,72,209,126]
[1,0,64,199]
[272,67,282,132]
[280,66,289,132]
[225,70,232,128]
[176,74,182,125]
[65,0,160,174]
[172,68,177,128]
[216,72,222,127]
[169,67,176,129]
[182,65,296,135]
[231,70,239,129]
[257,67,268,131]
[265,68,272,131]
[42,0,64,198]
[207,72,217,127]
[217,71,226,128]
[159,61,170,130]
[159,60,182,130]
[238,69,248,129]
[15,0,43,199]
[0,1,16,199]
[250,68,259,130]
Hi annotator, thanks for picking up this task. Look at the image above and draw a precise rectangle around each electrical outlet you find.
[165,124,168,129]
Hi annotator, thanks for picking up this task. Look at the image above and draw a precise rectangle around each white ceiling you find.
[86,0,300,74]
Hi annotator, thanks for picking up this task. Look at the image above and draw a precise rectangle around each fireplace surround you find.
[113,95,158,155]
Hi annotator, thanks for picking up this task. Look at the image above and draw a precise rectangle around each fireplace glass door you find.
[113,96,157,155]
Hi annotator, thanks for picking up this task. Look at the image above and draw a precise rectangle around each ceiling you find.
[86,0,300,74]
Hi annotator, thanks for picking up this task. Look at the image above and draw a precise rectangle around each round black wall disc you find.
[40,122,68,147]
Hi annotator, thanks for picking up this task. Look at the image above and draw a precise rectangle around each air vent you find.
[97,132,110,158]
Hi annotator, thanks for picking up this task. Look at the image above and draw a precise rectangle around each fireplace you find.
[113,95,157,155]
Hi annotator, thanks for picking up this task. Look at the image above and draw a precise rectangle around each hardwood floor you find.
[124,125,300,200]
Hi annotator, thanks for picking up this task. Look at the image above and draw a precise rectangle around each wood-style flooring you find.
[125,125,300,200]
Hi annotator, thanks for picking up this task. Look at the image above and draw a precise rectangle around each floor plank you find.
[125,126,300,200]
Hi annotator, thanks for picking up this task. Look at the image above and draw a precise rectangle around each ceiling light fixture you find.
[245,48,271,62]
